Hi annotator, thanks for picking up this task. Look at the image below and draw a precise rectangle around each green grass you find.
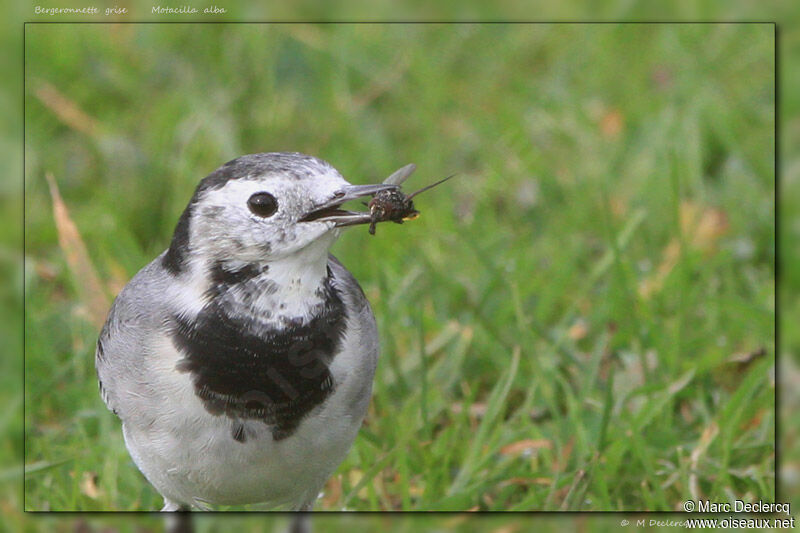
[23,23,775,512]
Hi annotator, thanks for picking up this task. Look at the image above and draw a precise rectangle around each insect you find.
[367,163,455,235]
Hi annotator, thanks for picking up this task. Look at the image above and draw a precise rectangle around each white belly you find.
[121,329,374,508]
[123,401,362,507]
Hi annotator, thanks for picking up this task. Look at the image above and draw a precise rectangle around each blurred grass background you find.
[3,10,790,531]
[23,22,775,513]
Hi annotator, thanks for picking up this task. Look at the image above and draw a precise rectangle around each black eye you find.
[247,192,278,217]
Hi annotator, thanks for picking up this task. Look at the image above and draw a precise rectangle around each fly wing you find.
[382,163,417,186]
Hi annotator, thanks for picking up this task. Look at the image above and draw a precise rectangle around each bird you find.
[95,152,402,511]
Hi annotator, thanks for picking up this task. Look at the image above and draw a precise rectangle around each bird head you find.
[163,152,395,274]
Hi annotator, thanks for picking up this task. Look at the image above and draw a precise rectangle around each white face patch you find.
[189,167,350,263]
[167,157,358,321]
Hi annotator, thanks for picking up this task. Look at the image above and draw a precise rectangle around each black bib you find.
[172,273,347,441]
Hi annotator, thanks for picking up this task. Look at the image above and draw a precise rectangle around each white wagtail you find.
[96,152,408,511]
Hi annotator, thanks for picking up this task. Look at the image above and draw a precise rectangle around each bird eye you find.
[247,192,278,217]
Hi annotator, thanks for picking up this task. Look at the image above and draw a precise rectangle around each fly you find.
[367,164,455,235]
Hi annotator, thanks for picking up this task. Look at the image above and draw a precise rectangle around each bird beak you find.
[299,184,397,227]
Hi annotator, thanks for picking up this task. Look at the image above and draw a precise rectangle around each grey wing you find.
[96,310,118,415]
[95,253,173,418]
[328,254,379,367]
[382,163,417,186]
[327,254,379,418]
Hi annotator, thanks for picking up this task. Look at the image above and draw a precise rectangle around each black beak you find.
[300,184,397,227]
